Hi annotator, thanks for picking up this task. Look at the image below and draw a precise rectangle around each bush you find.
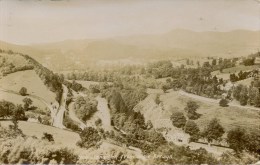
[42,132,54,142]
[219,98,229,107]
[95,118,102,127]
[184,120,200,142]
[19,87,27,96]
[185,101,200,120]
[170,112,187,128]
[227,127,247,153]
[77,127,102,149]
[202,118,225,143]
[0,136,79,164]
[63,115,80,131]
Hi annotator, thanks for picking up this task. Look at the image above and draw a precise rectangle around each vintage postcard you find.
[0,0,259,164]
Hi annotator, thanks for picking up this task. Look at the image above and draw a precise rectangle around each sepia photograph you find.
[0,0,260,164]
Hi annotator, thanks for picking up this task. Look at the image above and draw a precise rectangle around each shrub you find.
[63,115,80,131]
[185,101,200,120]
[74,96,98,121]
[170,112,187,128]
[77,127,102,149]
[0,136,79,164]
[227,127,247,153]
[95,118,102,127]
[184,120,200,142]
[219,98,229,107]
[19,87,27,96]
[202,118,225,143]
[42,132,54,142]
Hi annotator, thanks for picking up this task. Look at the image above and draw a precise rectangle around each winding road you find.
[52,85,68,129]
[95,96,113,131]
[66,93,113,131]
[0,85,68,129]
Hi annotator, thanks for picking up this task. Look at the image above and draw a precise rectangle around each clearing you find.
[0,70,56,104]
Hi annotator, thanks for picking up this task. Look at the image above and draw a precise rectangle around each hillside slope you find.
[1,29,259,71]
[0,70,56,104]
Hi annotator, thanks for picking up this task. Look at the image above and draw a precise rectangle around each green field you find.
[137,89,260,133]
[0,70,56,104]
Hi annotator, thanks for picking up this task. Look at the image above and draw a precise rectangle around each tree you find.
[233,84,243,100]
[161,85,168,93]
[0,100,15,119]
[9,105,25,133]
[219,99,229,107]
[212,59,217,66]
[42,132,54,142]
[227,127,246,153]
[244,131,260,154]
[202,118,225,143]
[22,97,33,110]
[185,101,199,113]
[254,91,260,107]
[239,86,248,106]
[170,112,187,128]
[95,118,102,127]
[77,127,102,149]
[184,120,200,142]
[12,104,25,121]
[185,101,200,120]
[230,73,238,82]
[19,87,27,96]
[89,84,100,93]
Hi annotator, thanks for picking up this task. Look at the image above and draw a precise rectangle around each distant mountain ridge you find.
[0,29,259,70]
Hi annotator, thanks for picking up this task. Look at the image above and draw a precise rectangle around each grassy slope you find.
[0,121,145,162]
[163,90,260,132]
[0,90,47,111]
[0,70,56,104]
[137,89,260,133]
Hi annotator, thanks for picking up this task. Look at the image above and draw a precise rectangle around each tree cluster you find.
[226,127,260,155]
[74,96,98,121]
[77,127,102,149]
[233,84,260,107]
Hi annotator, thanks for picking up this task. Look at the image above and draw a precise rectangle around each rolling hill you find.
[0,29,259,71]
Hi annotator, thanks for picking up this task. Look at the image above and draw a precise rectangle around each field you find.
[0,70,56,104]
[0,90,48,111]
[137,89,260,133]
[164,90,260,132]
[0,121,145,162]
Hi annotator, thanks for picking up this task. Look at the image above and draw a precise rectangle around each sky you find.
[0,0,259,45]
